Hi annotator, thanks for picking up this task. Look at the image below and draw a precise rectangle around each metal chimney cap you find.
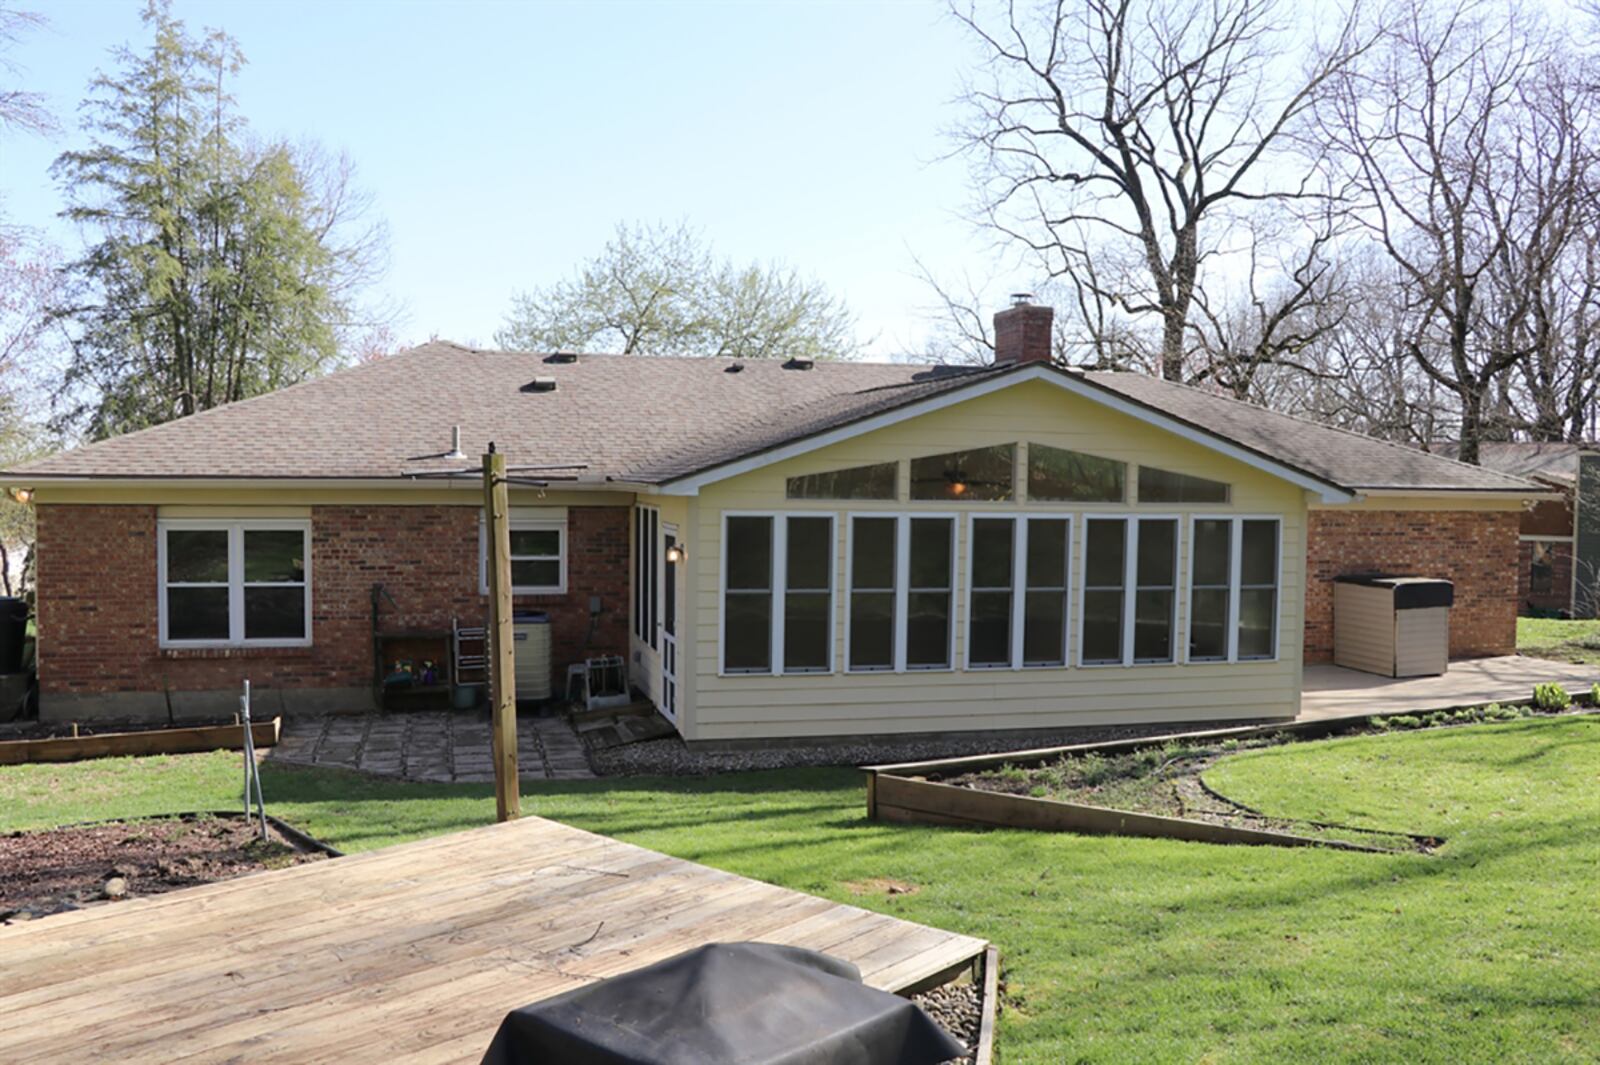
[1009,292,1035,307]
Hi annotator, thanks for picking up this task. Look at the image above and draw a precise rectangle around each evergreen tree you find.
[51,0,385,439]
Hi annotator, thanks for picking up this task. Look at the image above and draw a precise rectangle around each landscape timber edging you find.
[863,705,1599,851]
[0,717,281,766]
[869,771,1401,854]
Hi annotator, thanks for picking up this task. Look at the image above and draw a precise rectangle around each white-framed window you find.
[635,505,659,649]
[1184,515,1281,663]
[843,513,957,673]
[1079,515,1179,666]
[158,519,311,648]
[480,512,567,595]
[964,514,1075,670]
[720,512,837,675]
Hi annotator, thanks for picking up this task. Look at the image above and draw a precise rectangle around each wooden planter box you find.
[0,718,281,766]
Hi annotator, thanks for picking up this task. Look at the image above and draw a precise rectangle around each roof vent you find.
[545,352,578,364]
[521,376,558,393]
[724,362,744,373]
[444,425,466,460]
[783,357,815,370]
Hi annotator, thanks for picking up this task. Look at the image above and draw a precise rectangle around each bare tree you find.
[1317,0,1556,464]
[1187,208,1347,399]
[1479,55,1600,443]
[954,0,1370,381]
[0,4,54,137]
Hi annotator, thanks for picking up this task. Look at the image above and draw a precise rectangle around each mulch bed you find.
[0,814,328,924]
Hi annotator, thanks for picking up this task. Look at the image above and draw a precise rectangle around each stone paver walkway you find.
[268,711,595,783]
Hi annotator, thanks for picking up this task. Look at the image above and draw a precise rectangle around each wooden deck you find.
[0,816,986,1064]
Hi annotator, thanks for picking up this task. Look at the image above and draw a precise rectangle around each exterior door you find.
[659,525,679,721]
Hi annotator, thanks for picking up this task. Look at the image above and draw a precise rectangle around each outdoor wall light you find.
[665,543,686,564]
[8,487,33,505]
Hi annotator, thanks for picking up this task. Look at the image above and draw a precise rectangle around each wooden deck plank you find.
[0,815,985,1065]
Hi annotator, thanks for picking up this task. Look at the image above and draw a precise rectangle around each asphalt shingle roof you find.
[6,342,1542,495]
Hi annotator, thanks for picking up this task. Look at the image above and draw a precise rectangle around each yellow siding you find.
[630,495,693,725]
[686,379,1307,741]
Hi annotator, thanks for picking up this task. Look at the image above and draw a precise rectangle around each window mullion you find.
[1227,518,1243,662]
[1010,518,1027,670]
[771,511,790,671]
[229,525,244,644]
[1122,518,1138,667]
[893,516,909,673]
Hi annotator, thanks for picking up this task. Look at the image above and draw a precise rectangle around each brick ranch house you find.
[3,302,1551,741]
[1434,442,1600,618]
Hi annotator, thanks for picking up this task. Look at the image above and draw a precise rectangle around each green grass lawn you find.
[1518,616,1600,665]
[3,718,1598,1063]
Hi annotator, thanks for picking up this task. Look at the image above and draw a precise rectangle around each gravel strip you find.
[588,719,1275,776]
[914,980,983,1063]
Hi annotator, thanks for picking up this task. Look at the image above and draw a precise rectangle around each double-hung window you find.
[1081,516,1178,666]
[845,514,955,672]
[722,514,835,674]
[159,520,310,647]
[966,515,1073,669]
[481,512,566,595]
[1185,517,1281,662]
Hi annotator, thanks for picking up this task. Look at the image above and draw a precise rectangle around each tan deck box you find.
[1333,575,1455,677]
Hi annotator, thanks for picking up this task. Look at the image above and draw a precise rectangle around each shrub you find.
[997,763,1027,783]
[1591,682,1599,706]
[1219,738,1240,752]
[1533,683,1572,711]
[1389,715,1422,730]
[1484,703,1519,721]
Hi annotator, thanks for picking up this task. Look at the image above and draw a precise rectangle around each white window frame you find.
[839,512,958,674]
[844,513,899,674]
[1182,514,1283,664]
[479,514,567,596]
[964,512,1076,670]
[718,511,838,676]
[157,518,312,649]
[1077,514,1181,668]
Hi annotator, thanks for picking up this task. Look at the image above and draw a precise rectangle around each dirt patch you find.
[0,814,329,923]
[843,877,920,898]
[942,738,1436,854]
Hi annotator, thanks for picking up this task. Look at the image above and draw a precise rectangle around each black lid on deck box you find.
[1334,574,1455,610]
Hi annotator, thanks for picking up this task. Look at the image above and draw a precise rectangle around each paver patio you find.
[268,711,595,782]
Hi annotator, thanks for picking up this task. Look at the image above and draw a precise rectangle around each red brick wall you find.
[35,503,630,701]
[1517,539,1574,615]
[1304,509,1520,663]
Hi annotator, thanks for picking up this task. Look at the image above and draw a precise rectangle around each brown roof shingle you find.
[6,342,1542,494]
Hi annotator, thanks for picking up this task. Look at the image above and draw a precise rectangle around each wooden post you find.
[483,447,520,821]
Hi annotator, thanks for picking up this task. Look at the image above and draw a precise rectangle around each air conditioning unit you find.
[512,611,553,702]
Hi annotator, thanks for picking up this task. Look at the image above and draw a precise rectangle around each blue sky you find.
[1,0,1023,358]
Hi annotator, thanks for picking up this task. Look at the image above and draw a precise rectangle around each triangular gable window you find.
[910,444,1014,501]
[1028,443,1125,503]
[1138,466,1230,503]
[786,462,897,500]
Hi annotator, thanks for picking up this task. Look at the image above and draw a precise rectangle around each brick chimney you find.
[993,294,1054,365]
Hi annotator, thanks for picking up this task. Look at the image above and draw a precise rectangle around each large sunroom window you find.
[844,514,954,672]
[160,520,310,647]
[967,515,1073,669]
[722,514,836,674]
[1186,517,1281,662]
[1081,516,1178,666]
[787,462,897,501]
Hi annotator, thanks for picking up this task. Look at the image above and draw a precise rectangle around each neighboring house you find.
[1,302,1549,740]
[1434,441,1600,618]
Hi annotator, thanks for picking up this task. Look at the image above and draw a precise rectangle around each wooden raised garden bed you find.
[0,717,280,766]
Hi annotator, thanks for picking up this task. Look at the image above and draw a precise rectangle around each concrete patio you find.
[1299,654,1598,722]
